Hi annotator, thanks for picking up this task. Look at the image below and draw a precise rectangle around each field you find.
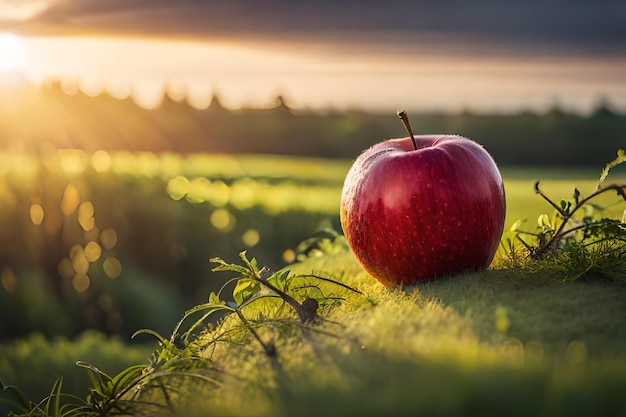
[1,150,626,416]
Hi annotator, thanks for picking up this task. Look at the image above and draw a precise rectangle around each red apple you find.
[340,111,506,287]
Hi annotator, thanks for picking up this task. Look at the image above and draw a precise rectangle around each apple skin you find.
[340,135,506,287]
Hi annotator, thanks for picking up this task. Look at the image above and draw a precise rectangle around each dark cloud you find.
[21,0,626,56]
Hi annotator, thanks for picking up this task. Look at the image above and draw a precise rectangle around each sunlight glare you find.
[0,32,28,72]
[19,34,626,114]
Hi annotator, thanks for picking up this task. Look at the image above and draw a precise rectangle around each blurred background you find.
[0,0,625,341]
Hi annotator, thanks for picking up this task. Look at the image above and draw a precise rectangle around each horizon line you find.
[1,76,622,118]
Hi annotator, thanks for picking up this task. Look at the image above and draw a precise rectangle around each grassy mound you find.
[186,252,626,417]
[3,250,626,416]
[133,253,626,416]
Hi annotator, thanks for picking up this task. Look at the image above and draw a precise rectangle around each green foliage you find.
[0,332,152,416]
[293,228,349,261]
[1,251,366,416]
[597,148,626,189]
[4,244,626,416]
[1,378,86,417]
[500,149,626,280]
[208,251,363,352]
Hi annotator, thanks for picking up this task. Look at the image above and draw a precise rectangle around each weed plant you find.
[498,149,626,281]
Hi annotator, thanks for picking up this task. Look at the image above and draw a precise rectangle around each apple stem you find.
[397,110,418,150]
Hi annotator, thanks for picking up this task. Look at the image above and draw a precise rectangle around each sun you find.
[0,32,28,72]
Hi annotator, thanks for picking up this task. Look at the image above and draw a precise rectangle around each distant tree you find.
[591,95,618,118]
[207,92,227,112]
[545,99,568,118]
[272,94,292,112]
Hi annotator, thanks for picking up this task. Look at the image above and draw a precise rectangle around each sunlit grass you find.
[180,252,626,416]
[3,249,626,416]
[3,150,623,222]
[0,150,624,416]
[501,167,626,230]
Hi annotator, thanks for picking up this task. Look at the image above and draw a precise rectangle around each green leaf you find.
[1,381,34,410]
[132,328,168,345]
[168,301,233,348]
[76,361,112,382]
[582,218,626,240]
[559,199,573,214]
[294,228,349,261]
[509,219,522,232]
[233,278,261,306]
[183,307,231,343]
[597,148,626,190]
[538,214,551,228]
[292,273,365,295]
[267,269,290,292]
[208,291,223,306]
[238,251,260,275]
[108,365,146,397]
[210,256,250,276]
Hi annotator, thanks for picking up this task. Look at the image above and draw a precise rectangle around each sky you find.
[1,0,625,113]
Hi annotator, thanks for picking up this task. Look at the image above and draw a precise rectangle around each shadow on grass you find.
[414,268,626,356]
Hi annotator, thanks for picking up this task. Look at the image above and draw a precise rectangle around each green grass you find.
[157,251,626,417]
[0,332,154,413]
[1,153,626,416]
[501,167,626,231]
[7,250,622,417]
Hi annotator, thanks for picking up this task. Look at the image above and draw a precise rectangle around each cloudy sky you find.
[2,0,625,113]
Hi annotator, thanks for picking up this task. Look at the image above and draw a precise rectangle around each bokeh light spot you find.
[72,273,91,293]
[1,267,17,293]
[282,249,296,263]
[70,244,89,274]
[100,228,118,249]
[210,208,233,231]
[84,241,102,262]
[208,180,230,207]
[58,149,88,177]
[186,177,212,204]
[61,183,80,215]
[167,175,190,200]
[91,150,112,173]
[230,179,257,209]
[29,203,44,225]
[78,201,95,231]
[241,229,260,247]
[57,257,75,279]
[103,257,122,279]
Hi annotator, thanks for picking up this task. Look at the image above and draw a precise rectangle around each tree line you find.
[1,80,624,167]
